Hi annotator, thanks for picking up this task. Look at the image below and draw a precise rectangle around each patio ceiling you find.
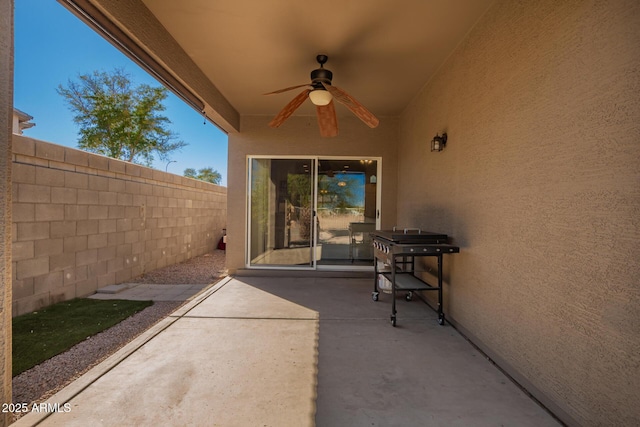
[63,0,495,128]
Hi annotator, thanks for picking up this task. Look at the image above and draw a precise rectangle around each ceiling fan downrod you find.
[316,54,328,66]
[311,54,332,86]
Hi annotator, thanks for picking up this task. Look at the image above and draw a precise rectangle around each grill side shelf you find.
[381,272,438,291]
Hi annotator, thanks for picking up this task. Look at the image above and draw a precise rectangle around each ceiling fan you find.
[264,55,379,137]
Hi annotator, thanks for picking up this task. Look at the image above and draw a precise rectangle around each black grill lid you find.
[372,229,449,244]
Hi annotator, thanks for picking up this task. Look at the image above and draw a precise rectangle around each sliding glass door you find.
[316,159,378,266]
[247,156,379,269]
[248,158,315,268]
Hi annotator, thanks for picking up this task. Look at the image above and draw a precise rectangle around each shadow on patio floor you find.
[13,276,560,427]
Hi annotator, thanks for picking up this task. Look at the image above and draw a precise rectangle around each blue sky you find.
[13,1,228,185]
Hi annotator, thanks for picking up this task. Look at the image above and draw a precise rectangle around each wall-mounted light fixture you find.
[431,133,448,152]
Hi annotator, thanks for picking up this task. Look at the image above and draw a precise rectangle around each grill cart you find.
[371,229,459,327]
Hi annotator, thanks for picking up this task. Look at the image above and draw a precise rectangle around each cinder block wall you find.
[11,135,227,316]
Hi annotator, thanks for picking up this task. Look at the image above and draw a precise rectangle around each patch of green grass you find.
[12,298,153,377]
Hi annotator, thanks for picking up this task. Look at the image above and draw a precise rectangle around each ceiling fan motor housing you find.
[311,67,333,88]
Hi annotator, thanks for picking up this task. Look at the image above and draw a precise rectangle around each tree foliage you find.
[184,167,222,184]
[318,174,358,210]
[286,173,312,208]
[57,69,186,166]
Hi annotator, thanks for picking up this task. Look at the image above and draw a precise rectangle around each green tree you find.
[184,168,198,179]
[57,68,186,166]
[286,173,313,240]
[184,167,222,184]
[318,174,358,211]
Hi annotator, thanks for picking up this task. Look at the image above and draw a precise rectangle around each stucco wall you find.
[226,115,398,273]
[11,135,227,316]
[397,0,640,425]
[1,0,13,422]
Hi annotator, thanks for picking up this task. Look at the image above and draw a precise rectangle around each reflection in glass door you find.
[316,159,378,266]
[248,158,315,268]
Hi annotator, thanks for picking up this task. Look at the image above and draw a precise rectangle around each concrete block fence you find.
[11,135,227,316]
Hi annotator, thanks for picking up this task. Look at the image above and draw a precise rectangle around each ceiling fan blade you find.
[321,83,379,129]
[316,101,338,137]
[263,84,312,95]
[268,89,310,128]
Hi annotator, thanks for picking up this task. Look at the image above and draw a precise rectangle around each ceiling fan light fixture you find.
[309,89,333,106]
[265,55,379,136]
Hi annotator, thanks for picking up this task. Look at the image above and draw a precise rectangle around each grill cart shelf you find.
[371,229,459,327]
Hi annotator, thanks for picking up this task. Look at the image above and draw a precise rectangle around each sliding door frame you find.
[246,155,382,270]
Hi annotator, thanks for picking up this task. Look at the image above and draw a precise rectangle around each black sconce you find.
[431,132,448,152]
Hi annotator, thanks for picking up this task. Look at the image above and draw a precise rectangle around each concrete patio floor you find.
[14,276,561,426]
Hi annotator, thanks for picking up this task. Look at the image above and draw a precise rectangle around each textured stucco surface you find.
[397,0,640,425]
[1,0,13,423]
[11,136,227,316]
[226,115,398,273]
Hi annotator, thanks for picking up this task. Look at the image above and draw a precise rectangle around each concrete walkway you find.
[14,277,561,426]
[88,282,210,302]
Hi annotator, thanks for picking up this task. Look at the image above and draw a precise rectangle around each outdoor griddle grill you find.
[371,229,459,326]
